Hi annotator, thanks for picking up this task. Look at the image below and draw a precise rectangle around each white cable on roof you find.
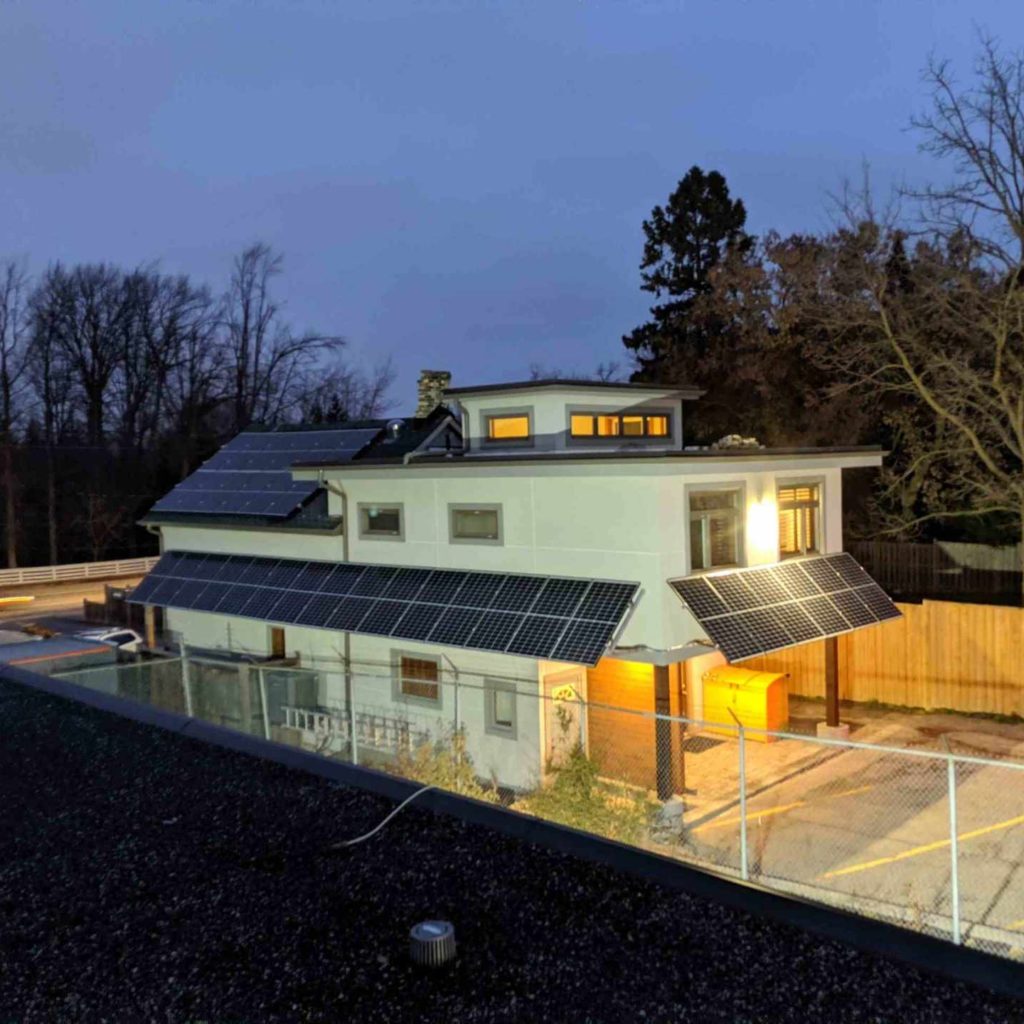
[327,784,436,850]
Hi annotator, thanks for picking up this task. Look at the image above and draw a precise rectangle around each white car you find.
[76,628,144,653]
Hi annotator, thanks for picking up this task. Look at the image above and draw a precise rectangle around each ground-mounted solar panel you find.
[148,426,380,519]
[130,551,640,667]
[668,552,901,663]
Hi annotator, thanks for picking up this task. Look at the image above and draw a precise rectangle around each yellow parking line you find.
[822,814,1024,879]
[692,785,873,835]
[1007,919,1024,931]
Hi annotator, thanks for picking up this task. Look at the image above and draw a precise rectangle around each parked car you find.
[75,628,144,653]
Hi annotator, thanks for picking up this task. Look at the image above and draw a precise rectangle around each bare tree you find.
[0,261,29,566]
[223,243,345,429]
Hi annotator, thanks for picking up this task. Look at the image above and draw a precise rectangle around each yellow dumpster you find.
[702,666,788,742]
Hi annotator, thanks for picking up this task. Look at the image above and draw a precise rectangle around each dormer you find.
[443,379,704,455]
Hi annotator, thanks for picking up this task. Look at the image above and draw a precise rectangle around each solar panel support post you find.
[824,635,840,728]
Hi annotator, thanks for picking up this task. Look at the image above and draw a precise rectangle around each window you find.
[395,654,440,704]
[485,678,517,738]
[449,504,502,544]
[486,414,530,440]
[778,483,821,558]
[570,412,671,439]
[689,489,742,571]
[358,503,403,540]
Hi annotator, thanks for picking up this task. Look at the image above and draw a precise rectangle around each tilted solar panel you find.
[669,552,900,663]
[130,552,640,667]
[148,426,380,519]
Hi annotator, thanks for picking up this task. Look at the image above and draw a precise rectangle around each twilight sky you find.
[1,0,1019,413]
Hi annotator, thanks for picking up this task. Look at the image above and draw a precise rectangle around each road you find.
[0,578,144,632]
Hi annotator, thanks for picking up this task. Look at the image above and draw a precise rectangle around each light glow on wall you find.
[746,497,779,563]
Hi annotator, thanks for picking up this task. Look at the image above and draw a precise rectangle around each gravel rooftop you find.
[2,678,1023,1024]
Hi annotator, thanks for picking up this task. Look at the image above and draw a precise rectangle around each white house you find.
[133,371,886,793]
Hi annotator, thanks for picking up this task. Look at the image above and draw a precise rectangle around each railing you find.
[50,655,1024,962]
[0,556,160,589]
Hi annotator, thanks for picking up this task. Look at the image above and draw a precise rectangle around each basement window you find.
[778,483,822,558]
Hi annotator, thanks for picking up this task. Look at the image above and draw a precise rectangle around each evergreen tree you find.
[623,166,753,382]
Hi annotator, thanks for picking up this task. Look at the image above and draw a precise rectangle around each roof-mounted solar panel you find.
[669,552,900,663]
[148,426,380,520]
[130,551,640,667]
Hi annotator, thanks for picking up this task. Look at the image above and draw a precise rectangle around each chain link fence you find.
[54,653,1024,961]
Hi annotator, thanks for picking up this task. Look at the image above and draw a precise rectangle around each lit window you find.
[569,412,672,439]
[485,678,517,737]
[487,415,530,440]
[778,484,821,558]
[397,655,440,704]
[689,490,742,570]
[359,504,403,539]
[450,505,502,543]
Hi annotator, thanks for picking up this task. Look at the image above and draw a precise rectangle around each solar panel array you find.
[130,551,639,666]
[669,552,900,662]
[149,428,380,517]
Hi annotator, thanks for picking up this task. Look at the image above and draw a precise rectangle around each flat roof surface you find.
[1,678,1019,1023]
[444,378,704,397]
[294,444,885,470]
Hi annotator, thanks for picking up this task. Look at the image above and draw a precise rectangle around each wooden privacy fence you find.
[0,556,159,589]
[741,599,1024,718]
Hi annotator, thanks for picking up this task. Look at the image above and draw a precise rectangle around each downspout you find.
[319,471,357,765]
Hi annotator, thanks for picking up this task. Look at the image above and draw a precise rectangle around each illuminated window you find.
[689,489,742,570]
[358,504,403,539]
[569,412,672,439]
[396,654,440,704]
[486,414,530,440]
[778,484,821,558]
[450,504,502,544]
[485,678,517,737]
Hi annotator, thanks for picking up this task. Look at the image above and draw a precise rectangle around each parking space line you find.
[691,785,873,835]
[822,814,1024,879]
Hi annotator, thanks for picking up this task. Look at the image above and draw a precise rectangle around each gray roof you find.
[443,378,704,398]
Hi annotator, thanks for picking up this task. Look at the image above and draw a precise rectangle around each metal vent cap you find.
[409,919,456,967]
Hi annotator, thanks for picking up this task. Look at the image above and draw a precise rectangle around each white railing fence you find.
[0,556,159,588]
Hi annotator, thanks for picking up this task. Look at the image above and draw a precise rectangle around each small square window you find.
[595,415,620,436]
[395,654,440,705]
[358,504,403,540]
[645,415,669,437]
[570,414,595,436]
[485,678,517,738]
[778,483,822,558]
[450,505,502,544]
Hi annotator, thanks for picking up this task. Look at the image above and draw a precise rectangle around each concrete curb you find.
[4,662,1023,1002]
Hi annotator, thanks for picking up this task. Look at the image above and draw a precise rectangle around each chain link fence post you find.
[348,669,359,766]
[180,644,194,718]
[947,747,962,945]
[729,708,749,882]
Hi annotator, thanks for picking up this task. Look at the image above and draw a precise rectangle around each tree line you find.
[623,37,1024,554]
[0,243,393,568]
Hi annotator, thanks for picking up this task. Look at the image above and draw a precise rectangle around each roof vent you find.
[385,418,407,441]
[409,920,456,967]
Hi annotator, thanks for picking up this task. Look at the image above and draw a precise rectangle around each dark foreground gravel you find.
[1,679,1022,1024]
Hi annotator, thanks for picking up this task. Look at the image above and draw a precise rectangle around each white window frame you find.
[686,483,746,573]
[484,678,518,739]
[391,649,442,708]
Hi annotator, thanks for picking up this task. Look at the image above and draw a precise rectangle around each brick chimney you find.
[415,369,451,418]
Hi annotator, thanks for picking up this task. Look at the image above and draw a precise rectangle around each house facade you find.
[135,372,885,792]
